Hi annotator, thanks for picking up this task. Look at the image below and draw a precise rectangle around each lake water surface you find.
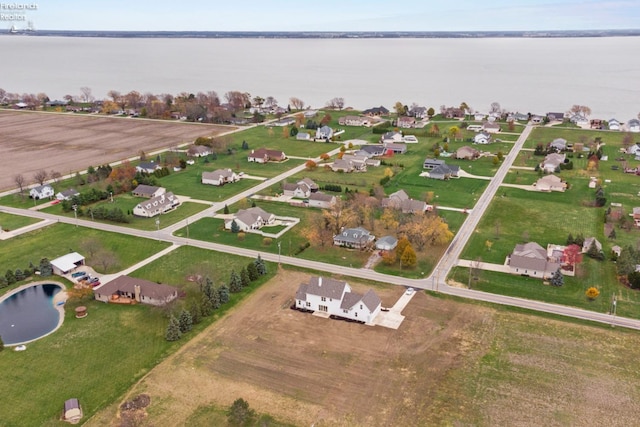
[0,283,63,345]
[0,36,638,119]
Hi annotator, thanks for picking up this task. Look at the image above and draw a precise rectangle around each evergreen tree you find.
[203,277,215,301]
[39,258,53,277]
[189,301,201,325]
[550,268,564,287]
[5,269,15,285]
[608,228,616,239]
[247,262,259,281]
[165,315,182,341]
[254,254,267,276]
[218,284,230,304]
[566,233,575,245]
[229,270,242,293]
[14,269,24,282]
[574,233,585,247]
[241,140,249,150]
[587,241,604,260]
[227,398,256,427]
[178,309,193,333]
[0,335,4,352]
[224,204,229,214]
[251,200,256,208]
[230,220,240,233]
[240,267,250,288]
[200,294,214,317]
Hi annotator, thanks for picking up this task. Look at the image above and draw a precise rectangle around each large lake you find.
[1,36,639,119]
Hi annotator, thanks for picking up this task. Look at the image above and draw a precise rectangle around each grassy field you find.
[42,198,208,231]
[0,246,276,427]
[0,212,40,231]
[0,223,170,275]
[87,269,640,426]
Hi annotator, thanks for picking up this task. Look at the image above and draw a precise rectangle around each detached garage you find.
[51,252,85,276]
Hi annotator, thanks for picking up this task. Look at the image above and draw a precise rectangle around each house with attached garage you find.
[133,192,180,217]
[247,148,286,163]
[136,161,162,174]
[202,169,239,186]
[380,131,403,144]
[383,142,408,154]
[408,106,428,119]
[426,164,460,180]
[473,132,491,144]
[608,118,621,131]
[315,125,334,140]
[534,174,567,192]
[282,179,315,198]
[507,242,561,279]
[540,153,566,173]
[549,138,567,152]
[224,206,275,231]
[132,184,166,198]
[94,275,179,306]
[455,146,480,160]
[482,121,501,133]
[356,145,386,157]
[423,158,445,169]
[396,116,416,128]
[29,184,54,200]
[381,189,431,213]
[333,227,375,249]
[296,132,311,141]
[362,106,389,116]
[187,145,211,157]
[339,115,371,126]
[294,276,382,324]
[628,119,640,133]
[56,188,80,201]
[308,192,336,209]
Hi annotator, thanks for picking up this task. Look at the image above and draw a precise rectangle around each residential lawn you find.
[0,223,170,274]
[449,260,640,319]
[175,201,372,268]
[524,127,630,150]
[42,199,208,231]
[0,212,40,231]
[0,246,276,427]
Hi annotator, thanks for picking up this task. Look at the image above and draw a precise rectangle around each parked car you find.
[405,287,415,295]
[88,277,100,284]
[71,271,86,278]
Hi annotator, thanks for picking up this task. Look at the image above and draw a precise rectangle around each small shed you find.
[63,398,82,423]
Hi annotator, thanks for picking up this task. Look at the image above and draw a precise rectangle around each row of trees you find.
[1,258,52,288]
[165,256,268,341]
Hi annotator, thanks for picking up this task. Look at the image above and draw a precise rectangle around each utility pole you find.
[72,204,78,227]
[277,241,281,264]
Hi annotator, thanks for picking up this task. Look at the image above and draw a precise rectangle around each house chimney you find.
[318,277,322,287]
[134,284,141,302]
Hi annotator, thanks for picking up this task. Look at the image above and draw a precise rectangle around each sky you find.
[6,0,640,32]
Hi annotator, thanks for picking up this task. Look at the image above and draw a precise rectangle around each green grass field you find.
[0,246,276,426]
[0,212,40,231]
[0,223,170,274]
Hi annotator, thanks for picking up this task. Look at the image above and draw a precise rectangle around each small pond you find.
[0,283,63,345]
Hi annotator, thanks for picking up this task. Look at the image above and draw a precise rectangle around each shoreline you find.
[0,280,68,346]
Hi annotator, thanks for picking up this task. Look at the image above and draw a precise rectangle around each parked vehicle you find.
[71,271,86,278]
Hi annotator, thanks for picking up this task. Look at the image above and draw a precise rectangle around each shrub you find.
[262,237,272,246]
[585,287,600,300]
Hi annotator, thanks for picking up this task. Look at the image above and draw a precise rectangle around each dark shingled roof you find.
[306,276,348,299]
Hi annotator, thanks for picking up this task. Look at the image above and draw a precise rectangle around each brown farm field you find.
[0,110,234,191]
[87,269,640,427]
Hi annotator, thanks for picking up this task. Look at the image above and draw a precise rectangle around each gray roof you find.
[509,242,560,273]
[138,161,160,171]
[305,276,348,299]
[359,145,386,156]
[309,192,334,202]
[32,184,53,193]
[295,283,308,302]
[235,207,273,226]
[376,235,398,248]
[133,184,161,196]
[340,291,362,310]
[361,289,382,312]
[424,158,445,168]
[334,227,374,244]
[203,168,234,181]
[60,188,79,198]
[300,177,318,190]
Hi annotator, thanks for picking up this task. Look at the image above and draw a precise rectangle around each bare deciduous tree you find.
[14,174,25,198]
[490,101,501,114]
[50,170,62,183]
[80,86,93,103]
[326,97,345,110]
[289,97,305,110]
[33,169,47,185]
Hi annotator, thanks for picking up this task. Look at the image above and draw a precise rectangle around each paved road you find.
[3,124,640,330]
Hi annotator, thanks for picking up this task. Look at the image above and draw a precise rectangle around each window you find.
[321,297,326,302]
[319,305,328,312]
[343,309,348,314]
[306,302,311,307]
[355,312,358,317]
[360,304,363,309]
